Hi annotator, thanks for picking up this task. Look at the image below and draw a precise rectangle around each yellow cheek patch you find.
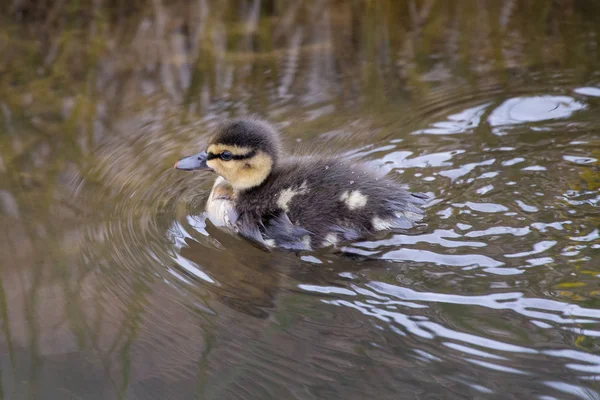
[206,159,219,170]
[207,144,254,156]
[231,152,273,190]
[207,151,273,190]
[208,158,235,177]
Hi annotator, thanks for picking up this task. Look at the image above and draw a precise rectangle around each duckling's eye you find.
[220,151,233,161]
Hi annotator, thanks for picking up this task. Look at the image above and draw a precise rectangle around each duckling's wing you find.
[236,213,271,249]
[264,212,312,251]
[235,212,311,251]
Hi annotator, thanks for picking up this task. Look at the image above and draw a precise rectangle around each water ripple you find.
[69,86,600,399]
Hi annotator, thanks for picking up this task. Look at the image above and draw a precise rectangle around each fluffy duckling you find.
[175,118,427,250]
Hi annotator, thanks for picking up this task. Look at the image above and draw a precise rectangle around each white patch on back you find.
[340,190,368,210]
[264,239,276,247]
[321,233,339,247]
[277,181,308,212]
[277,188,296,212]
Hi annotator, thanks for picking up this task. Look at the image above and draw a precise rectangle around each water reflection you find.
[1,0,600,398]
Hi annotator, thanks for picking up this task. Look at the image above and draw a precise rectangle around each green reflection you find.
[0,1,599,398]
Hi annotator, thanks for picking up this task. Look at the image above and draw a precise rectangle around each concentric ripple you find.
[67,84,600,399]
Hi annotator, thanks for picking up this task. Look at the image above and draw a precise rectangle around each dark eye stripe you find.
[207,150,257,161]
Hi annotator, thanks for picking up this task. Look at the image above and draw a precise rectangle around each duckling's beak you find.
[174,151,212,171]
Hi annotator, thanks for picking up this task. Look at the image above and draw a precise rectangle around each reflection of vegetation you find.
[1,0,598,219]
[0,0,600,394]
[577,149,600,191]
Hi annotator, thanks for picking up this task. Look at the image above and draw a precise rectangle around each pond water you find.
[1,1,600,399]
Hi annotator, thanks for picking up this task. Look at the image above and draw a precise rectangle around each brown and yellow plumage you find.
[175,118,427,250]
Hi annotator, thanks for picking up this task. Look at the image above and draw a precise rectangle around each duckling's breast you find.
[206,176,238,227]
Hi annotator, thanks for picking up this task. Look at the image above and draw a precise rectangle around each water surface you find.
[1,1,600,399]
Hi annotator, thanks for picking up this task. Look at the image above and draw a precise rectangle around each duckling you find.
[175,118,427,250]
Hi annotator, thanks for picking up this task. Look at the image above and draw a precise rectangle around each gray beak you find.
[174,151,212,171]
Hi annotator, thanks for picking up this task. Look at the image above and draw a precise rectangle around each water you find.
[1,1,600,399]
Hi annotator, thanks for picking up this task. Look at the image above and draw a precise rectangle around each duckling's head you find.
[175,118,281,190]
